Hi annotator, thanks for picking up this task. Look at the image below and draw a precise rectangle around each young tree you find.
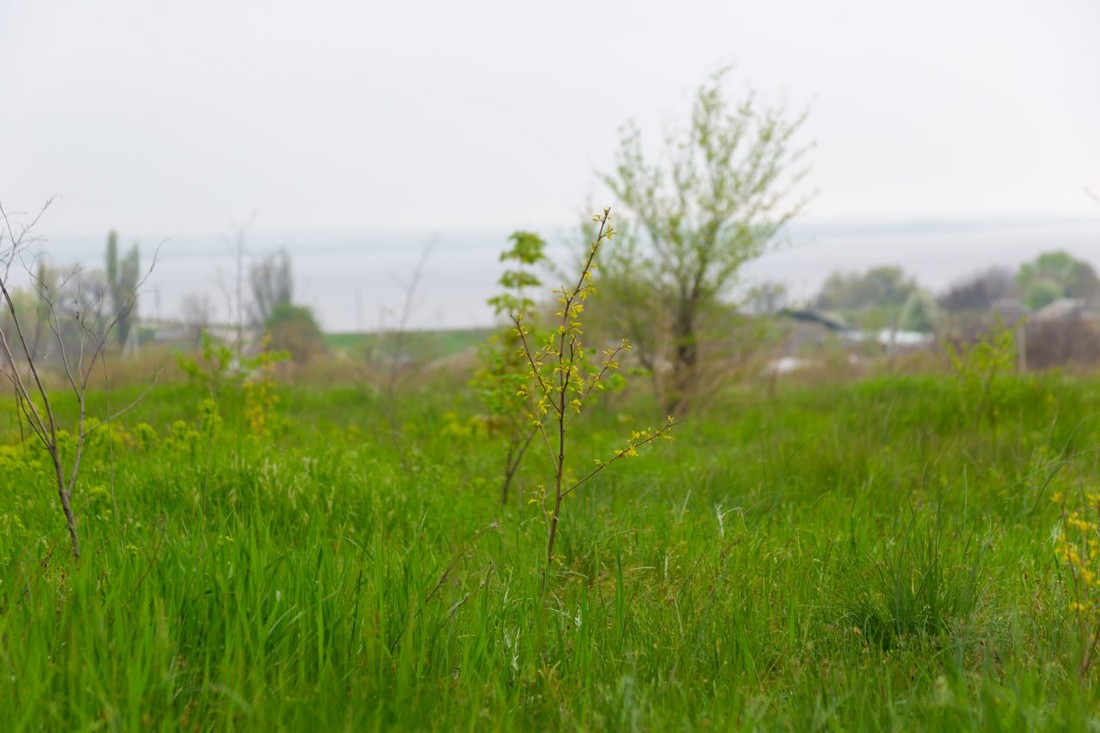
[1,201,155,560]
[600,67,811,414]
[513,210,674,574]
[475,231,548,504]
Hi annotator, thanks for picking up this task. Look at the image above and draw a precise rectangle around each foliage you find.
[265,302,325,364]
[487,231,547,317]
[600,67,811,415]
[815,265,921,330]
[946,318,1018,437]
[512,209,674,573]
[1024,279,1063,311]
[898,289,939,333]
[243,335,285,437]
[1017,250,1100,311]
[177,330,238,396]
[1052,490,1100,677]
[746,281,789,315]
[816,265,917,311]
[178,329,288,406]
[474,231,548,504]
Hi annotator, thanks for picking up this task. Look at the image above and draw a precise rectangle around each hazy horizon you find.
[6,214,1095,333]
[3,1,1097,331]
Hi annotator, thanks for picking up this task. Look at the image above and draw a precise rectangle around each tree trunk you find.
[52,456,81,561]
[666,304,698,416]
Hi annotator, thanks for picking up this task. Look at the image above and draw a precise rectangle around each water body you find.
[21,218,1100,333]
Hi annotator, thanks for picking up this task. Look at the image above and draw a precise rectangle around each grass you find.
[324,327,493,362]
[1,365,1100,729]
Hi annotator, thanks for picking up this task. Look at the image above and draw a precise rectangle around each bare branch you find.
[0,201,161,561]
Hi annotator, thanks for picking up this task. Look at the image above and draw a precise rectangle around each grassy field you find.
[324,328,494,362]
[2,357,1100,730]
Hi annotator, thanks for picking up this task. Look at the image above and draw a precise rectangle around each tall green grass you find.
[0,370,1099,729]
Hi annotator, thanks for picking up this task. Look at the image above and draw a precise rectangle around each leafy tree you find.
[746,282,789,315]
[476,231,547,504]
[1025,279,1063,312]
[1016,251,1100,311]
[938,267,1016,313]
[898,290,938,333]
[813,266,919,331]
[266,303,324,364]
[105,230,140,348]
[512,209,674,574]
[600,67,811,415]
[487,232,547,317]
[815,266,916,311]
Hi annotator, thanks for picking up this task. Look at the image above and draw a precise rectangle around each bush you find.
[266,303,326,364]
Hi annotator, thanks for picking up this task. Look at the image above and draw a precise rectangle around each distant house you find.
[777,309,854,349]
[768,308,934,375]
[1031,297,1087,324]
[777,308,931,352]
[1024,298,1100,368]
[860,328,934,350]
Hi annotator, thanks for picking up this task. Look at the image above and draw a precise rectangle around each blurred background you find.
[1,0,1096,341]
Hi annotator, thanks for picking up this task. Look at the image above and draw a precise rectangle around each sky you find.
[0,1,1098,330]
[2,0,1097,239]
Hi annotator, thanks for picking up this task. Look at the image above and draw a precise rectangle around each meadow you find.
[1,351,1100,731]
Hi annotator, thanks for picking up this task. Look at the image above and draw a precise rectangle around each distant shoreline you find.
[13,217,1100,332]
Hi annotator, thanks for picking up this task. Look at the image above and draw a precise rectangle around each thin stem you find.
[561,421,675,499]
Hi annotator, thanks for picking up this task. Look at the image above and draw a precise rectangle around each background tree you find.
[1016,250,1100,311]
[813,266,918,330]
[898,289,939,333]
[249,248,293,327]
[746,281,789,315]
[600,67,811,414]
[265,302,325,364]
[5,260,124,366]
[815,266,916,312]
[105,230,140,349]
[938,267,1017,313]
[936,267,1020,342]
[246,248,325,362]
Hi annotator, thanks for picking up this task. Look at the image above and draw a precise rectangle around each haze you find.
[1,1,1097,329]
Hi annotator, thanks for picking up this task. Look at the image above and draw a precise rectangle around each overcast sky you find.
[2,0,1097,241]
